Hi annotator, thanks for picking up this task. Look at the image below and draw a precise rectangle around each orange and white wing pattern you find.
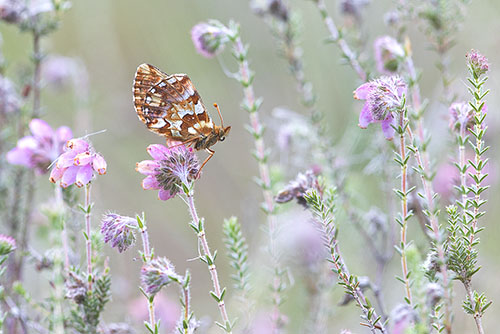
[133,63,215,145]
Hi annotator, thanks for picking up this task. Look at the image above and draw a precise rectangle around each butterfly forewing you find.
[133,63,214,144]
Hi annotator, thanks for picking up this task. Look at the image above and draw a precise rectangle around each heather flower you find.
[101,213,137,253]
[250,0,289,22]
[449,101,474,132]
[141,257,178,296]
[0,234,16,256]
[49,137,107,188]
[426,282,444,308]
[191,20,231,58]
[275,169,319,207]
[374,36,404,74]
[0,0,54,24]
[0,74,21,114]
[42,55,81,90]
[7,118,72,174]
[353,75,407,140]
[65,271,87,304]
[466,49,489,78]
[391,304,418,334]
[384,11,400,27]
[136,144,199,201]
[339,0,370,19]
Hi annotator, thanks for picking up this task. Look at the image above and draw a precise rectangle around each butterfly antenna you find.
[213,103,225,127]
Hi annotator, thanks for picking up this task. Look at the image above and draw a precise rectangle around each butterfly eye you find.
[220,136,225,142]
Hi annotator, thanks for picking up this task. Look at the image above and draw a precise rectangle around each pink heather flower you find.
[391,304,417,334]
[42,56,81,90]
[6,118,72,174]
[49,138,107,188]
[449,101,474,132]
[0,75,21,114]
[250,0,289,21]
[353,75,407,140]
[0,234,16,255]
[374,36,404,74]
[191,21,231,58]
[0,0,54,24]
[136,144,199,201]
[141,257,178,296]
[340,0,370,19]
[101,213,137,253]
[466,49,489,78]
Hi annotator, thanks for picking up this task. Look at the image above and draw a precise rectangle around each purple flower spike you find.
[141,257,178,296]
[50,137,107,188]
[101,213,137,253]
[0,234,16,256]
[353,76,407,140]
[136,144,199,201]
[466,50,489,78]
[191,21,231,58]
[7,118,73,174]
[374,36,404,74]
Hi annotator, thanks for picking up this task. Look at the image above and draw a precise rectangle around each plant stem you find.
[139,223,155,328]
[463,280,485,334]
[84,183,92,291]
[32,31,42,118]
[185,194,232,333]
[314,0,367,81]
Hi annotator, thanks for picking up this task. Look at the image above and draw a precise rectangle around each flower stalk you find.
[137,214,156,331]
[83,183,93,291]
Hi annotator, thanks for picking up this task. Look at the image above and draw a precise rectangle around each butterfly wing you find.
[133,63,214,145]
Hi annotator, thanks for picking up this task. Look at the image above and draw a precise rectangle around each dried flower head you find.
[65,271,87,304]
[354,75,407,140]
[7,119,72,174]
[449,101,474,132]
[374,36,404,74]
[250,0,289,22]
[136,144,199,201]
[384,11,400,27]
[50,137,107,188]
[275,170,319,207]
[101,213,137,253]
[0,74,21,114]
[191,21,231,58]
[141,257,178,296]
[426,282,444,308]
[0,234,16,255]
[423,250,440,277]
[466,49,489,78]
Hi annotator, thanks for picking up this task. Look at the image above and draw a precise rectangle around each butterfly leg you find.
[196,148,215,178]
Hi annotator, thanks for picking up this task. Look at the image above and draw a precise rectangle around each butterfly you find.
[133,63,231,175]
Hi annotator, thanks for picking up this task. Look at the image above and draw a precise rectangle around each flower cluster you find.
[354,75,407,140]
[0,234,16,256]
[0,0,55,25]
[141,257,178,296]
[136,144,199,201]
[7,118,72,174]
[374,36,404,74]
[191,20,232,58]
[50,137,107,188]
[101,214,137,253]
[448,101,473,132]
[466,49,489,78]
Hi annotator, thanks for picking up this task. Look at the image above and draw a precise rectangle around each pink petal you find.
[381,115,396,140]
[29,119,53,141]
[147,144,169,160]
[56,150,79,168]
[136,160,160,176]
[6,147,34,167]
[75,165,93,187]
[74,152,92,166]
[158,189,176,201]
[353,82,372,100]
[358,103,374,128]
[60,166,79,188]
[92,154,107,175]
[56,126,73,143]
[49,166,66,183]
[66,138,89,153]
[17,136,38,150]
[142,175,160,190]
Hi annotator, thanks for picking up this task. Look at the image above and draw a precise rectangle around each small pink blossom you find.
[7,118,72,174]
[374,36,404,74]
[466,49,489,78]
[191,21,231,58]
[0,234,16,255]
[49,138,107,188]
[353,76,407,140]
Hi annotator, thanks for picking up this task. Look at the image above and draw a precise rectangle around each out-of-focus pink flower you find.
[374,36,404,74]
[353,76,407,140]
[391,304,417,334]
[449,101,474,132]
[128,293,180,332]
[0,0,55,24]
[250,0,289,21]
[49,137,107,188]
[0,234,16,255]
[191,21,231,58]
[466,49,489,78]
[6,118,72,174]
[136,144,199,201]
[41,55,82,90]
[0,74,21,114]
[340,0,370,19]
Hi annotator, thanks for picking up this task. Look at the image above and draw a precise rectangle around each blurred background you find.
[1,0,500,333]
